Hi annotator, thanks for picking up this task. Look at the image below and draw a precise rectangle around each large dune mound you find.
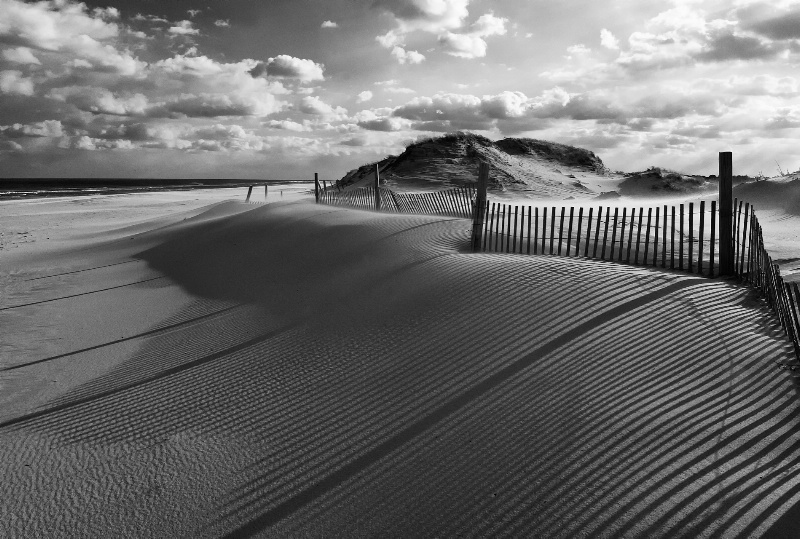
[2,197,799,537]
[339,132,622,199]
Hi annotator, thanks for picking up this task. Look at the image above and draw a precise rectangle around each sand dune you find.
[1,193,799,537]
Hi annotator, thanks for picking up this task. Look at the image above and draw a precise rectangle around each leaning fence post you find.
[265,184,268,200]
[246,185,253,202]
[719,152,734,275]
[374,164,381,211]
[471,162,489,252]
[314,173,320,203]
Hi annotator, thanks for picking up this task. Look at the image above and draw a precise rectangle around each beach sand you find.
[1,190,799,537]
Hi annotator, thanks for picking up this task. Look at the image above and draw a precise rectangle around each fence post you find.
[471,162,489,252]
[719,152,734,275]
[265,184,268,200]
[374,164,381,211]
[314,173,320,203]
[246,185,253,202]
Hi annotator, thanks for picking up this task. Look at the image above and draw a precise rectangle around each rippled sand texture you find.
[1,197,799,538]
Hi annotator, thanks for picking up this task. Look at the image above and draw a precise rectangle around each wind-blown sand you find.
[1,190,799,537]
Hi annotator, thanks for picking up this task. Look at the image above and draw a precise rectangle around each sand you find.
[1,189,800,538]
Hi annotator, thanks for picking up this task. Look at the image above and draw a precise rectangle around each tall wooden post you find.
[471,162,489,252]
[265,184,268,200]
[374,164,381,211]
[246,185,253,202]
[719,152,733,275]
[314,172,320,203]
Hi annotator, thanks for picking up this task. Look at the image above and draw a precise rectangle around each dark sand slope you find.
[1,200,799,538]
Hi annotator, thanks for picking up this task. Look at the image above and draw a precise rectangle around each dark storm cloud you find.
[744,9,800,40]
[696,32,778,62]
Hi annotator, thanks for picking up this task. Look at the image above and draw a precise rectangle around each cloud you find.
[695,31,777,62]
[0,70,34,95]
[374,1,506,61]
[600,28,619,50]
[299,95,347,119]
[187,9,201,18]
[321,20,338,28]
[214,19,230,27]
[356,90,373,103]
[1,120,63,138]
[169,20,199,36]
[249,55,325,82]
[2,47,41,65]
[390,46,425,64]
[384,87,416,94]
[48,86,149,115]
[744,7,800,40]
[266,119,311,132]
[439,13,509,59]
[373,0,470,34]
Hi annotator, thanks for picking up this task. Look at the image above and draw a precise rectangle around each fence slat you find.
[689,203,694,273]
[611,207,619,261]
[710,201,717,278]
[576,207,583,256]
[550,206,556,255]
[534,207,539,255]
[740,203,749,277]
[601,206,611,260]
[653,207,660,267]
[635,207,644,265]
[619,208,627,262]
[585,207,593,258]
[593,206,602,258]
[735,200,744,276]
[627,207,635,264]
[698,201,705,275]
[512,206,518,253]
[644,208,652,266]
[527,206,533,254]
[679,204,685,271]
[558,207,566,256]
[567,207,574,257]
[671,206,676,270]
[662,205,668,268]
[542,207,548,254]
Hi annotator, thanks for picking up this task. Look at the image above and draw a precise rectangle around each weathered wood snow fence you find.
[317,181,475,219]
[313,152,800,361]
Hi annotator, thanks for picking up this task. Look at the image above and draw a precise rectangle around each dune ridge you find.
[1,197,799,537]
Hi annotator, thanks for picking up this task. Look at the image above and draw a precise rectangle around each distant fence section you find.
[318,182,475,219]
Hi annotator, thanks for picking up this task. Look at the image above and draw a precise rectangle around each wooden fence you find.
[476,197,800,360]
[748,209,800,360]
[318,184,475,219]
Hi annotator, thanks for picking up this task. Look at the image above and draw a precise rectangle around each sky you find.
[1,0,800,180]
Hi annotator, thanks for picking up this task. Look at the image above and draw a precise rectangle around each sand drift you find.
[1,198,800,537]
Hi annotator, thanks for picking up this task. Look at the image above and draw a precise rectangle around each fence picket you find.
[679,204,685,271]
[576,207,583,256]
[550,206,556,255]
[653,207,660,267]
[542,207,548,254]
[619,208,627,262]
[689,203,694,273]
[611,207,619,261]
[558,207,566,256]
[635,208,644,265]
[593,207,602,258]
[567,207,575,257]
[585,208,593,258]
[627,208,635,264]
[527,206,532,254]
[644,208,652,266]
[534,207,539,255]
[710,200,717,278]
